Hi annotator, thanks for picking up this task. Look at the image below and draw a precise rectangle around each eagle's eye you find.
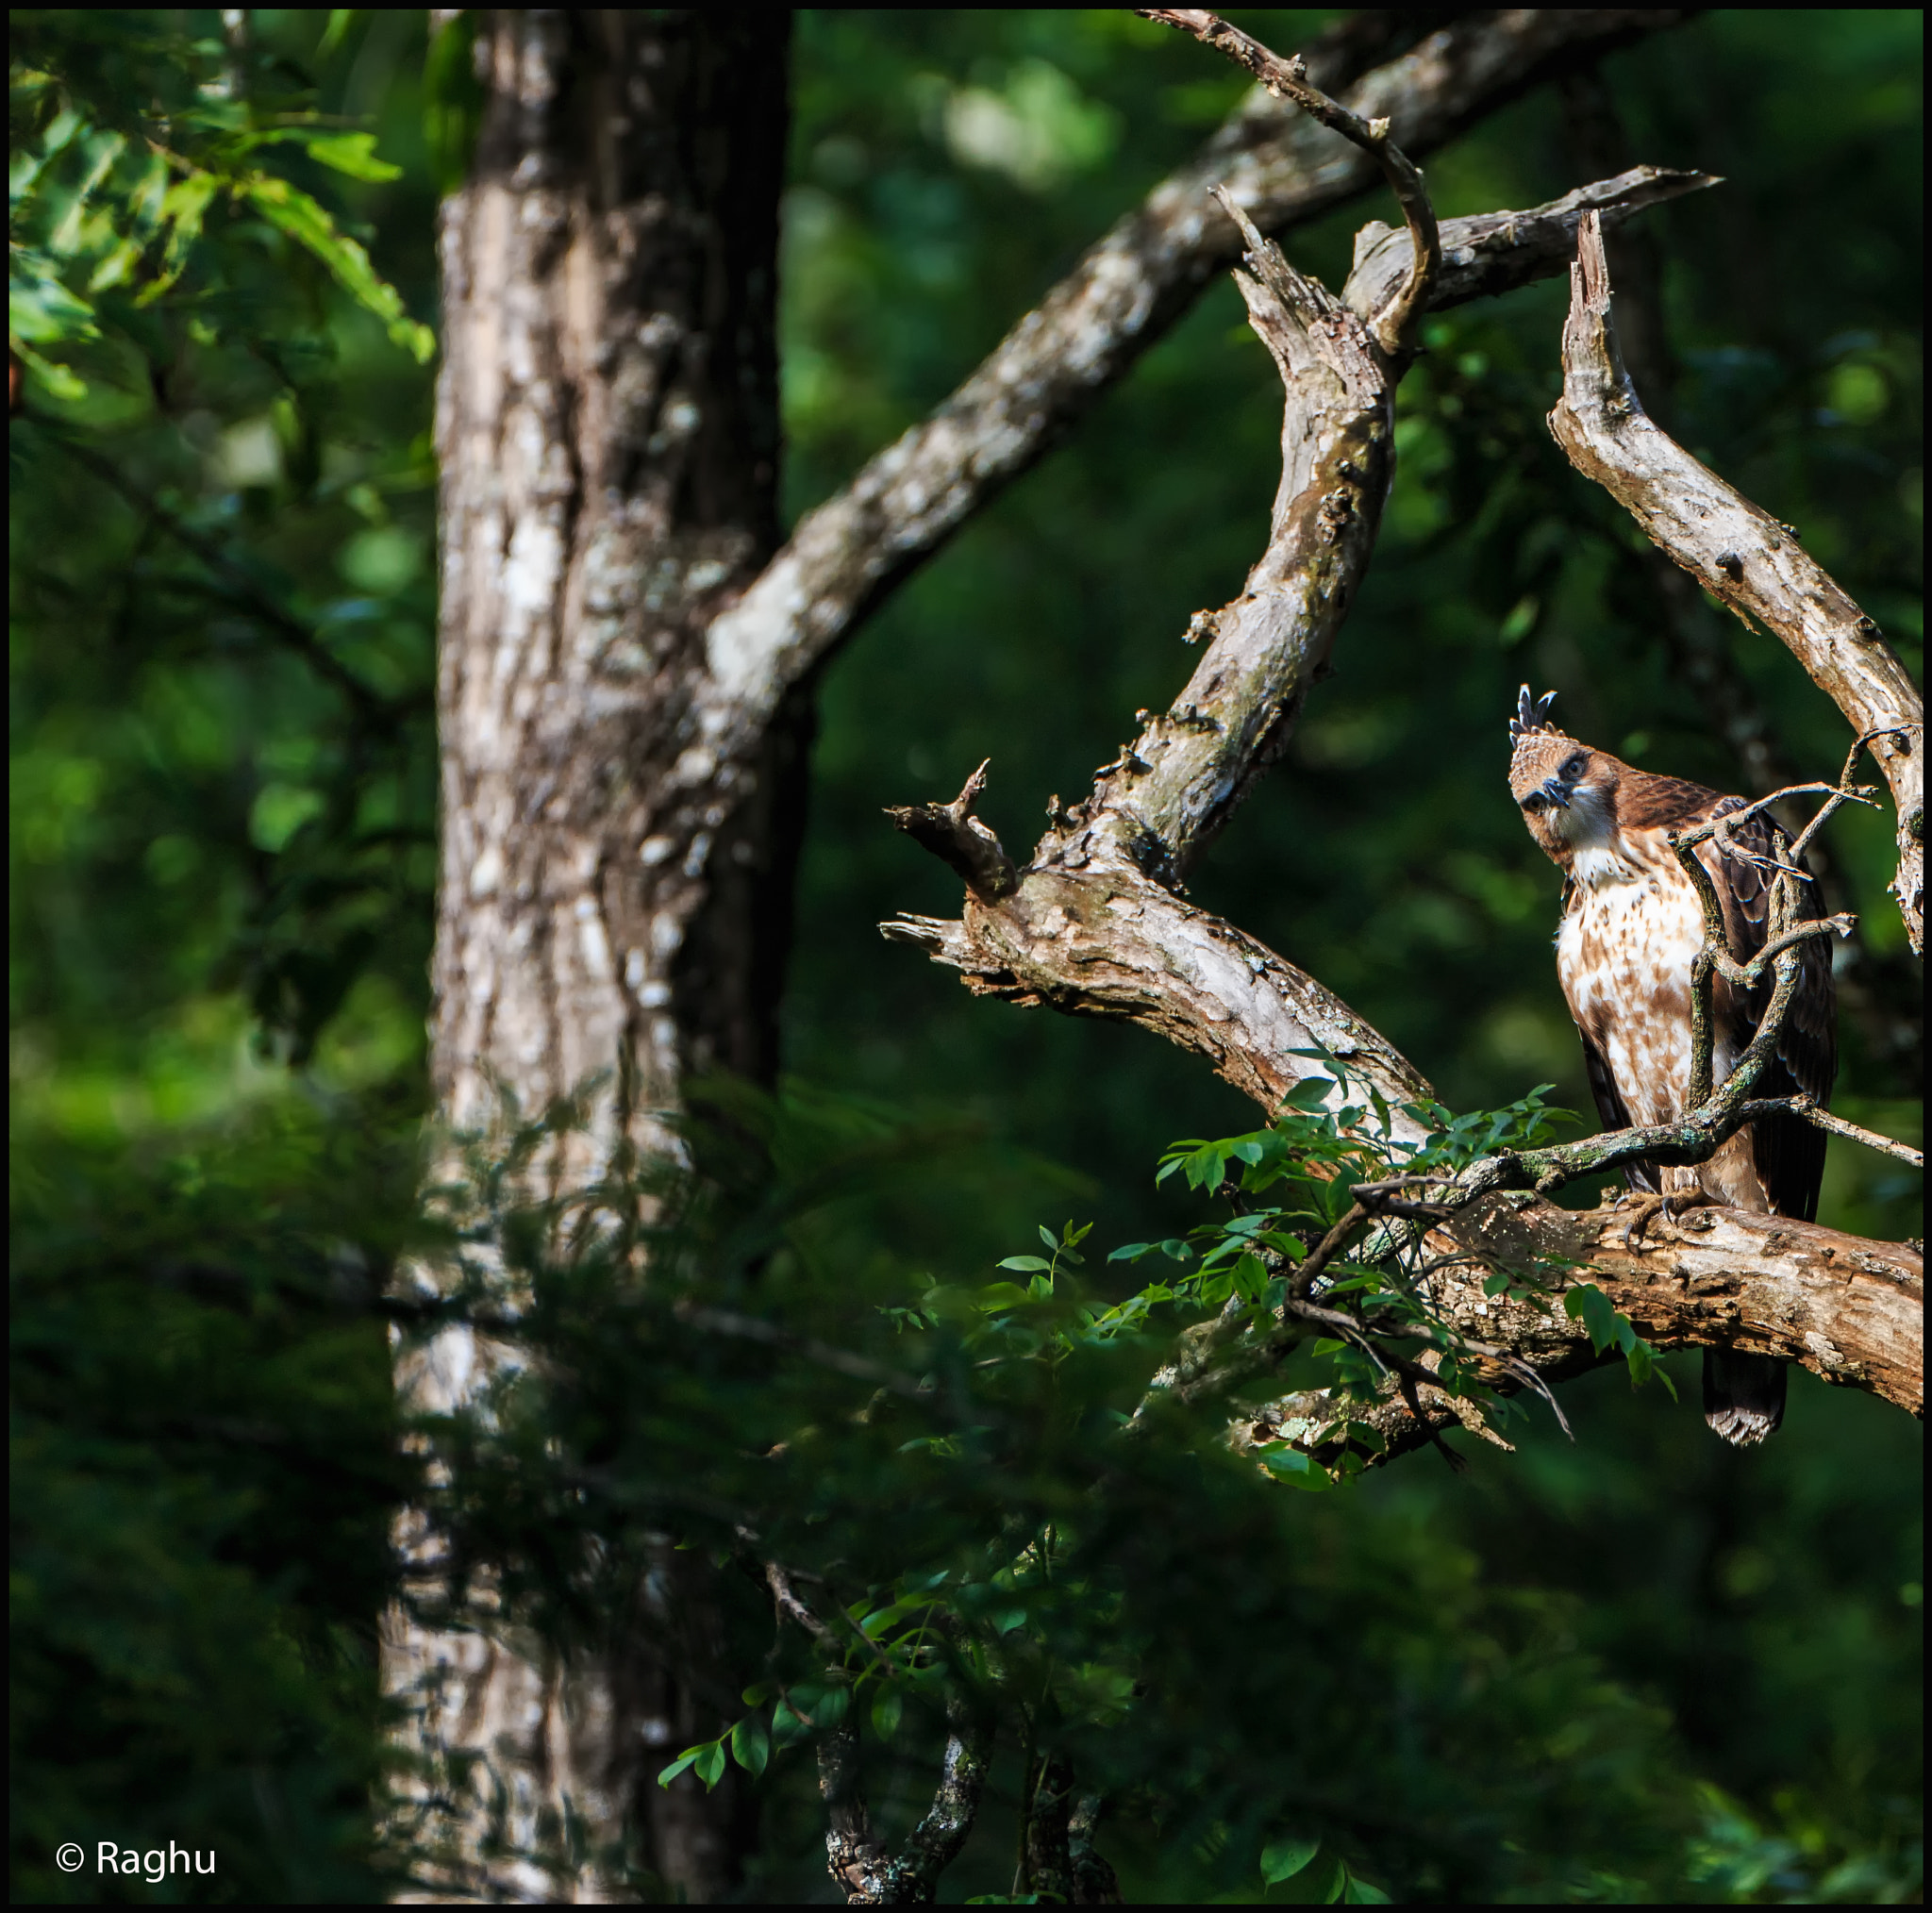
[1560,753,1587,781]
[1522,791,1546,814]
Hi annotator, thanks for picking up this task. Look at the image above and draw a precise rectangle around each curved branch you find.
[885,846,1431,1123]
[701,10,1694,749]
[881,179,1716,1122]
[1548,210,1925,952]
[819,1690,992,1905]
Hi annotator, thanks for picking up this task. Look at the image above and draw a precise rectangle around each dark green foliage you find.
[399,1090,1708,1904]
[10,1099,425,1903]
[8,8,1921,1905]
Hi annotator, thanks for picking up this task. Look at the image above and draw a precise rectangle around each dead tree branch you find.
[879,42,1920,1435]
[764,1567,992,1905]
[1548,210,1925,953]
[817,1688,992,1905]
[882,172,1713,1123]
[701,10,1693,762]
[1236,1192,1922,1474]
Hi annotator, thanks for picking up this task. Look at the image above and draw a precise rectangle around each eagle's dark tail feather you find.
[1703,1349,1787,1446]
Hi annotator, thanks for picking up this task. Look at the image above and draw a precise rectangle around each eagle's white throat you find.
[1550,783,1634,890]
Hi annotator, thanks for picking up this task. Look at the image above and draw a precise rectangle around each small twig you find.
[45,431,406,729]
[1141,8,1440,355]
[1736,1097,1924,1170]
[1287,1200,1368,1299]
[675,1302,930,1397]
[766,1560,841,1648]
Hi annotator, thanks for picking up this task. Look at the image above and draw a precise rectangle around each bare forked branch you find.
[1549,210,1926,953]
[880,761,1018,903]
[875,23,1920,1449]
[700,10,1693,762]
[1141,8,1441,355]
[881,171,1718,1123]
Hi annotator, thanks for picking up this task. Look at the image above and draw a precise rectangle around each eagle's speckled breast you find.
[1557,838,1703,1123]
[1556,833,1766,1208]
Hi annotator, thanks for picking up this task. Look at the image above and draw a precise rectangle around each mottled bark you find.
[817,1703,993,1905]
[387,12,789,1901]
[1548,213,1925,954]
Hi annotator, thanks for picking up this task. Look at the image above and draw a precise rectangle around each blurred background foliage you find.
[9,8,1922,1904]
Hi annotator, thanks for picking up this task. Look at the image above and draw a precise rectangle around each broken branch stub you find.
[1141,8,1441,357]
[883,759,1018,902]
[1549,209,1925,953]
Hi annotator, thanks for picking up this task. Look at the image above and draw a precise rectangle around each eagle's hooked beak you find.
[1539,775,1571,810]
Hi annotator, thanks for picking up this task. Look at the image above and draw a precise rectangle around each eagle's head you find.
[1507,685,1618,867]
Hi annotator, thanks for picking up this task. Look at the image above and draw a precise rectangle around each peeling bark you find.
[881,136,1919,1439]
[882,172,1712,1124]
[1236,1194,1923,1470]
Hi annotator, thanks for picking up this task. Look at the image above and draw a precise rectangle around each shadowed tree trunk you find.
[385,12,790,1900]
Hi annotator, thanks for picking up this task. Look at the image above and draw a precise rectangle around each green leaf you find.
[741,1682,774,1707]
[729,1715,770,1778]
[771,1694,815,1750]
[693,1739,728,1787]
[657,1745,703,1788]
[1108,1241,1150,1262]
[1563,1281,1621,1355]
[1282,1076,1337,1111]
[871,1687,904,1739]
[1262,1836,1321,1883]
[997,1256,1052,1273]
[237,175,435,361]
[1258,1444,1332,1491]
[976,1281,1035,1310]
[1344,1871,1391,1903]
[8,265,99,344]
[305,131,404,182]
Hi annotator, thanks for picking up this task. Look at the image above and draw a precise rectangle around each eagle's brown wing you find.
[1701,795,1838,1221]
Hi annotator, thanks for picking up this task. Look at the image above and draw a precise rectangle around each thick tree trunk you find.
[385,13,790,1900]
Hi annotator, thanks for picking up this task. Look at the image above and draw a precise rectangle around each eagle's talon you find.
[1619,1192,1669,1251]
[1618,1188,1715,1251]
